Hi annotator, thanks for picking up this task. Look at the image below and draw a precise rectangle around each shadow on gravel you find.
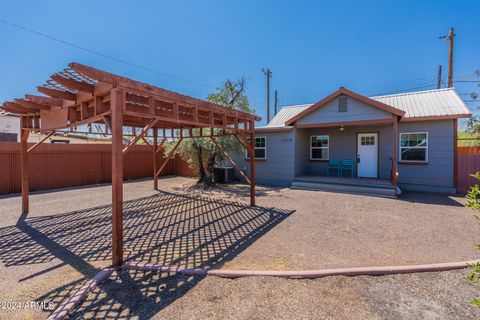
[397,191,465,207]
[0,191,293,318]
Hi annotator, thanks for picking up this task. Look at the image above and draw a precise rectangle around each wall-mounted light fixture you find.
[339,125,345,131]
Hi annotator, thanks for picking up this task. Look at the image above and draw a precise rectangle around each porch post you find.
[453,118,458,190]
[249,120,256,206]
[392,116,398,188]
[111,89,124,266]
[20,117,30,214]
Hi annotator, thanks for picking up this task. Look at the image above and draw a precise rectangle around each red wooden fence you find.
[3,143,476,195]
[457,147,480,194]
[0,142,195,195]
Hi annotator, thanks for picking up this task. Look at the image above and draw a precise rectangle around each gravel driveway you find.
[0,177,478,319]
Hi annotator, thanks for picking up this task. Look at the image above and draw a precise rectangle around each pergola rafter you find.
[0,62,259,267]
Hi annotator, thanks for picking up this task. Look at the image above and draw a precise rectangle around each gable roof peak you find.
[285,87,405,125]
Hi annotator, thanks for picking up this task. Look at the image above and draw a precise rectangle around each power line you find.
[0,18,216,89]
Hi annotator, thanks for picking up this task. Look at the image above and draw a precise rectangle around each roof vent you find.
[338,96,347,112]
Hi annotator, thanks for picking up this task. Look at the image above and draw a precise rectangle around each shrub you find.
[466,172,480,307]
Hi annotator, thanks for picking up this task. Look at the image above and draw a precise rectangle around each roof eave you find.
[255,126,293,133]
[400,114,472,122]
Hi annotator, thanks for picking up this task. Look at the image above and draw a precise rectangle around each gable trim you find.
[285,87,405,126]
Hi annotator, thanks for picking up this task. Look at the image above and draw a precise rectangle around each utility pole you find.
[447,27,454,88]
[437,65,442,89]
[262,68,272,123]
[274,90,278,116]
[440,27,455,88]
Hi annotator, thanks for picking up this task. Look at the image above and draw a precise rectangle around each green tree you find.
[165,78,254,186]
[466,172,480,307]
[466,100,479,134]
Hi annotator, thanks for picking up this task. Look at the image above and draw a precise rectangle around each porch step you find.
[290,178,401,198]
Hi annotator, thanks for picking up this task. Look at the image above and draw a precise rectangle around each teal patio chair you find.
[341,159,354,177]
[327,159,340,176]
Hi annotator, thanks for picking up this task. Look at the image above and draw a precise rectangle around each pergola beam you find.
[37,86,77,101]
[15,99,50,111]
[51,74,95,94]
[69,62,260,122]
[25,95,64,108]
[5,102,38,114]
[1,106,20,114]
[1,104,25,114]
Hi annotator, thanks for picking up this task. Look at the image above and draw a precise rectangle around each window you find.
[310,135,329,160]
[338,96,347,112]
[360,136,375,146]
[399,132,428,162]
[245,136,267,159]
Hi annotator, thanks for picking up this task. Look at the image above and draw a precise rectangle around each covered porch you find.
[292,118,400,197]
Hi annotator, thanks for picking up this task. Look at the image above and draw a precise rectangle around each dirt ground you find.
[200,184,480,270]
[0,176,479,319]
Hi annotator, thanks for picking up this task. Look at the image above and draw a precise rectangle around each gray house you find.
[235,87,471,196]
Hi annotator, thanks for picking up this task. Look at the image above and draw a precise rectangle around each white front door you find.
[357,133,378,178]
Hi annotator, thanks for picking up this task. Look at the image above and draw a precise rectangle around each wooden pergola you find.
[1,62,260,266]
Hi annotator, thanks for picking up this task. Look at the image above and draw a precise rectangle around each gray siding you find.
[298,125,393,179]
[297,96,391,125]
[397,120,455,193]
[233,130,296,187]
[232,120,455,194]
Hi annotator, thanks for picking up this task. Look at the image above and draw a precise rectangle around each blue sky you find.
[1,0,479,125]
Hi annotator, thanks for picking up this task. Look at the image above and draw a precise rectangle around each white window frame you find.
[245,136,267,160]
[399,132,429,163]
[310,135,329,160]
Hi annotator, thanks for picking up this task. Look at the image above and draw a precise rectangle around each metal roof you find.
[266,104,311,127]
[370,88,471,119]
[267,88,471,127]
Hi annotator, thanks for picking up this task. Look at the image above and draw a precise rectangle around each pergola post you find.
[153,128,158,190]
[111,89,124,266]
[20,118,30,214]
[249,121,256,206]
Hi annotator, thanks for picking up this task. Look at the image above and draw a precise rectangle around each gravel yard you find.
[216,186,479,270]
[0,176,478,319]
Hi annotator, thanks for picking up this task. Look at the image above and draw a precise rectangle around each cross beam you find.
[122,119,158,154]
[210,137,251,185]
[155,138,183,177]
